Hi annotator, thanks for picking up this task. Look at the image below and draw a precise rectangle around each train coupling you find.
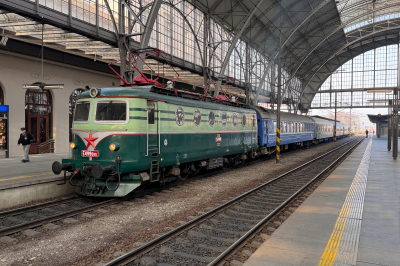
[52,161,75,175]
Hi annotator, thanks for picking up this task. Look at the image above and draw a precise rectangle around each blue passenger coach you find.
[253,107,314,152]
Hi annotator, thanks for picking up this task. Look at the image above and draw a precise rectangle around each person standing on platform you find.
[18,127,33,163]
[366,129,369,138]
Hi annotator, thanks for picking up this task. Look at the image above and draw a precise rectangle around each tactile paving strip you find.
[319,137,372,266]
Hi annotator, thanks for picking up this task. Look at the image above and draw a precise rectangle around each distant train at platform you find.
[51,49,350,198]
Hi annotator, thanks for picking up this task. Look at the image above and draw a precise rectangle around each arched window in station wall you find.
[0,85,4,105]
[69,89,83,142]
[25,89,53,154]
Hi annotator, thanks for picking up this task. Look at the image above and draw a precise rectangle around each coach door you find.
[146,101,159,157]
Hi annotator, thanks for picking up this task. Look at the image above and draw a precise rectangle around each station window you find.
[0,86,3,105]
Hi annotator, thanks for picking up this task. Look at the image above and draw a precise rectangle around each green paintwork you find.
[62,87,258,197]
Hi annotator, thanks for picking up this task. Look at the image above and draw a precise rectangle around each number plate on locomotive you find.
[81,150,99,157]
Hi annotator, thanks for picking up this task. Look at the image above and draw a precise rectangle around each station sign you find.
[0,105,9,113]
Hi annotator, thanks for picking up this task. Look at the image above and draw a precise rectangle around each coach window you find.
[264,121,267,134]
[242,115,246,127]
[281,122,284,133]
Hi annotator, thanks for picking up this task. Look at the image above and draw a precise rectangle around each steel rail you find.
[104,137,362,266]
[0,198,119,237]
[0,197,80,219]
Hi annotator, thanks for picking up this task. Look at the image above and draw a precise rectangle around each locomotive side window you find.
[74,101,90,123]
[194,109,201,127]
[95,101,127,123]
[209,111,215,127]
[147,103,155,124]
[232,113,237,127]
[175,107,185,126]
[221,112,227,127]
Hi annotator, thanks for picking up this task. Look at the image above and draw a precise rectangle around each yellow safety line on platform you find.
[319,137,372,266]
[0,173,53,182]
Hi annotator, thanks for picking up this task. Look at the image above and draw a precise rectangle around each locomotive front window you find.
[95,101,128,123]
[74,101,90,123]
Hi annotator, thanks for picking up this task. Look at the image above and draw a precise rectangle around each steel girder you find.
[0,0,117,44]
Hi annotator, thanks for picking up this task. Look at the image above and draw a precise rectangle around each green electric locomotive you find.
[52,86,258,197]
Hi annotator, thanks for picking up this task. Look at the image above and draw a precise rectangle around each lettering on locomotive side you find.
[81,150,100,157]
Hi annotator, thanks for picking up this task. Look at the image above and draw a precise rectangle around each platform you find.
[0,154,74,210]
[243,135,400,266]
[0,153,67,189]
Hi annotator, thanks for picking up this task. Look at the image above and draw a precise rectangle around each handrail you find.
[38,139,55,154]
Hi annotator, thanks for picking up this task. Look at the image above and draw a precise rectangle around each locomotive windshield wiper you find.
[99,101,113,112]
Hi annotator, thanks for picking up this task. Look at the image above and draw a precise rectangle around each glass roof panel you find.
[336,0,400,33]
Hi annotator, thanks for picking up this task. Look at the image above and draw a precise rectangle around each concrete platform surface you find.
[0,153,67,189]
[243,136,400,266]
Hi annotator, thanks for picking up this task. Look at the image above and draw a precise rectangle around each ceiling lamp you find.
[22,24,64,90]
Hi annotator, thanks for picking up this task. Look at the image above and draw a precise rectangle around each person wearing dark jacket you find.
[18,127,33,163]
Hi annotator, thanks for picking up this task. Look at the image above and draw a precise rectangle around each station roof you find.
[1,0,399,111]
[367,114,389,123]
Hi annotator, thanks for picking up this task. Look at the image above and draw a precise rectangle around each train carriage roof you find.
[310,117,335,126]
[78,87,256,114]
[252,106,314,123]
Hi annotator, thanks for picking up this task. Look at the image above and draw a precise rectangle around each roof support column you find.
[213,0,266,97]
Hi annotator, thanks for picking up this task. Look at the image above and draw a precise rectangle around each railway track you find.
[104,137,363,266]
[0,197,120,237]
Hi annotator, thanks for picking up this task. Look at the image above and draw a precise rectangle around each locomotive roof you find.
[252,106,314,123]
[79,87,256,114]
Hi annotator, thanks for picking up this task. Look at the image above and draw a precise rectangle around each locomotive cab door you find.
[146,101,159,157]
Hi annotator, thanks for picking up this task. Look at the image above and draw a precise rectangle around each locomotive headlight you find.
[90,87,98,98]
[70,143,76,149]
[109,143,120,151]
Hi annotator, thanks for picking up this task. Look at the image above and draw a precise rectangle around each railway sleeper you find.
[187,230,236,245]
[199,224,245,237]
[208,219,253,230]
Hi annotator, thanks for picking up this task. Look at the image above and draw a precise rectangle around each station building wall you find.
[0,51,119,157]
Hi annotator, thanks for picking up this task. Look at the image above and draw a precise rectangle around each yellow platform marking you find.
[319,137,372,266]
[0,173,53,182]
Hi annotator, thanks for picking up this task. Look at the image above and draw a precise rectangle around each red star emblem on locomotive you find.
[84,131,98,149]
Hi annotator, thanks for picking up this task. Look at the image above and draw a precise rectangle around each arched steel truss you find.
[1,0,400,110]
